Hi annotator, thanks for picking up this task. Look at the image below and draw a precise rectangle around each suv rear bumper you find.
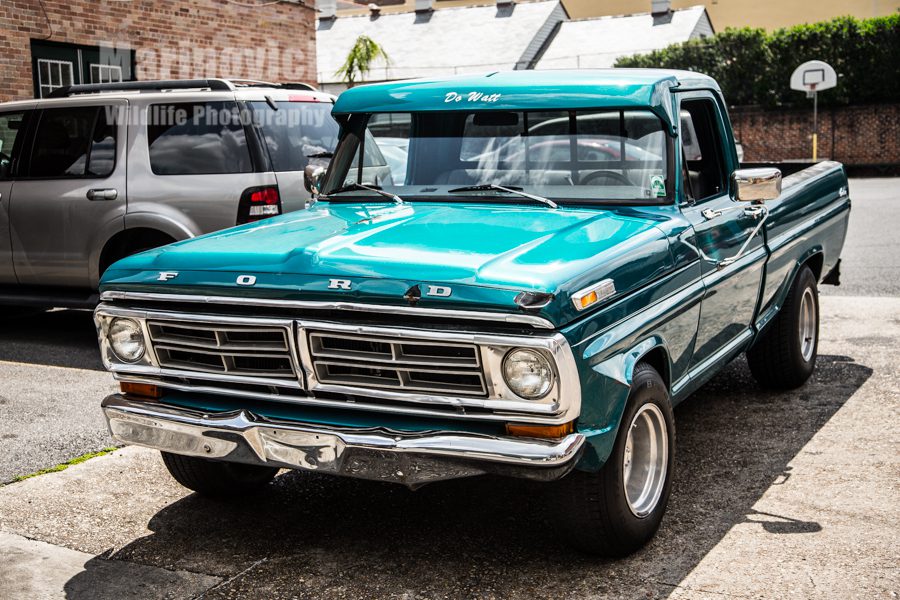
[102,395,585,487]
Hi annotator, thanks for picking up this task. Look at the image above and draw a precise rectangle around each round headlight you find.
[108,318,145,363]
[502,348,554,399]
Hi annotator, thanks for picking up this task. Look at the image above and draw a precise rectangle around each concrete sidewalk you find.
[0,531,218,600]
[0,296,897,599]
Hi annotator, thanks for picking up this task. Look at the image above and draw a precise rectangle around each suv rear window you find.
[249,101,338,172]
[147,102,252,175]
[28,106,118,178]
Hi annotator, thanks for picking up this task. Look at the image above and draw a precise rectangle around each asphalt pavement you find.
[819,178,900,297]
[0,309,115,483]
[0,177,897,598]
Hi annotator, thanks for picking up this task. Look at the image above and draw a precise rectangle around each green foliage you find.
[335,35,391,87]
[614,14,900,107]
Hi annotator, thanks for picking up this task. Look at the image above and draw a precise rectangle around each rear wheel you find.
[747,265,819,389]
[553,363,674,557]
[161,452,279,498]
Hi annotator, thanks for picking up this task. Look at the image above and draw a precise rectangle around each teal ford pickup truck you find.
[94,70,849,556]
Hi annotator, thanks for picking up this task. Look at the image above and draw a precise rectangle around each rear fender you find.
[123,212,199,242]
[91,213,198,287]
[755,246,823,337]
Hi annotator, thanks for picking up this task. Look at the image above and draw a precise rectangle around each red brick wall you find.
[730,104,900,167]
[0,0,317,102]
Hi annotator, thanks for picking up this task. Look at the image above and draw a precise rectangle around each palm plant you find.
[335,35,390,87]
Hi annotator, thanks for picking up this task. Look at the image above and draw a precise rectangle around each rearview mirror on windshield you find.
[472,112,519,127]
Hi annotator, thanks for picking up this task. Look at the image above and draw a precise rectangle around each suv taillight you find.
[237,186,281,225]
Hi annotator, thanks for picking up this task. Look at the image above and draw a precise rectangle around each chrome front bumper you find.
[102,395,585,487]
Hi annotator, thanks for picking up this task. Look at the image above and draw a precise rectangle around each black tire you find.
[747,265,819,390]
[553,363,675,557]
[161,452,279,498]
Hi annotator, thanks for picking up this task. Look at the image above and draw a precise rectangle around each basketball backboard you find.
[790,60,837,92]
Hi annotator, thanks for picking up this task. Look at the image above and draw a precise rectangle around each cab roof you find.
[333,69,719,132]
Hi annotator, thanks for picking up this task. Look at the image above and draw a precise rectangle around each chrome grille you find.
[148,320,296,379]
[308,331,487,396]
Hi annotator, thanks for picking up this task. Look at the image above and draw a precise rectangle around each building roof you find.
[535,5,713,70]
[332,69,719,130]
[316,1,565,85]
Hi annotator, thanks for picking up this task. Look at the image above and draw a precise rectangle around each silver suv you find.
[0,78,337,306]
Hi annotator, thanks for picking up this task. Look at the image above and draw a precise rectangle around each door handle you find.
[716,205,770,270]
[87,188,118,201]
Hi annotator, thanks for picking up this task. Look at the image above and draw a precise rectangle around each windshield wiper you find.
[321,182,404,205]
[306,151,333,158]
[448,183,558,209]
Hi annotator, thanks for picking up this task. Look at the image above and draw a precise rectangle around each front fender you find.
[572,336,672,471]
[564,262,702,472]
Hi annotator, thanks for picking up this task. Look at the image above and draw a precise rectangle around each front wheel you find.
[161,452,279,498]
[747,265,819,389]
[553,363,675,557]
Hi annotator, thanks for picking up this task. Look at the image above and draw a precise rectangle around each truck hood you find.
[102,201,674,327]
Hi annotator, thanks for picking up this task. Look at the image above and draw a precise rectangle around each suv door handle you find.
[87,188,118,201]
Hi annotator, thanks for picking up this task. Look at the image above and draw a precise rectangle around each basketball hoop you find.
[791,60,837,162]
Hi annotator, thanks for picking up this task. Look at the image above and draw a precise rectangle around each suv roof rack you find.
[49,78,319,98]
[229,79,318,92]
[49,79,236,98]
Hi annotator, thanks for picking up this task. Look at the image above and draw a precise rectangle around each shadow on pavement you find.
[0,309,103,371]
[63,354,871,599]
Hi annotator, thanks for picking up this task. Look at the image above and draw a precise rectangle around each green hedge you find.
[614,15,900,108]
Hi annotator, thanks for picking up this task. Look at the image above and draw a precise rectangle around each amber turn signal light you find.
[119,382,161,399]
[578,290,599,310]
[506,421,575,439]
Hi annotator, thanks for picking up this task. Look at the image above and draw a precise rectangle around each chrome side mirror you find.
[304,165,326,195]
[733,167,782,203]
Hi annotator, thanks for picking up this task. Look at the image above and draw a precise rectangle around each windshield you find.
[323,109,671,203]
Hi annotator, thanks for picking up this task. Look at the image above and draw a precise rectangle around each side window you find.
[147,102,252,176]
[0,111,27,179]
[679,98,727,202]
[345,128,390,186]
[367,112,409,185]
[87,108,118,177]
[27,107,118,179]
[28,107,96,178]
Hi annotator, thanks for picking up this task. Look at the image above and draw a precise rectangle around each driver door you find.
[677,92,767,369]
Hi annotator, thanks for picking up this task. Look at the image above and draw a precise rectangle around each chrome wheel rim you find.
[799,287,817,362]
[623,403,668,518]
